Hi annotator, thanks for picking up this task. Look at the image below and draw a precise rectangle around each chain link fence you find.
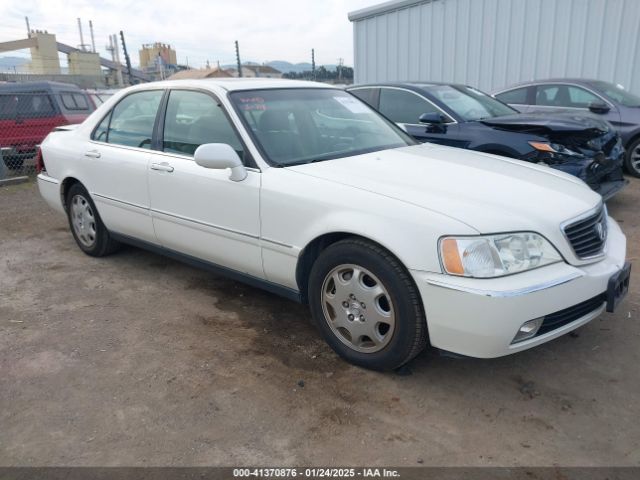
[0,83,95,182]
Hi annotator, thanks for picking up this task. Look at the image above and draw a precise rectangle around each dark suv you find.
[0,81,94,170]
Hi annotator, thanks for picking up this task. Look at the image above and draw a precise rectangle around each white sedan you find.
[37,79,630,370]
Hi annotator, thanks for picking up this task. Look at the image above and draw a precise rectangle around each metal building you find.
[348,0,640,93]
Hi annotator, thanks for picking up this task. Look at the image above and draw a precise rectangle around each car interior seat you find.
[256,109,304,162]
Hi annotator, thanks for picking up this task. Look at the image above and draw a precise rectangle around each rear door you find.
[148,89,263,278]
[86,89,164,243]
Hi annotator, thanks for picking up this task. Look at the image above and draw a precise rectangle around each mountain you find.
[0,56,30,71]
[222,60,346,74]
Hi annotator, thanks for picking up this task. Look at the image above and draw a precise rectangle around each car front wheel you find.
[308,238,428,370]
[625,138,640,178]
[66,183,120,257]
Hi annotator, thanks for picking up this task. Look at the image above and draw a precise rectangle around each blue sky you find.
[1,0,375,68]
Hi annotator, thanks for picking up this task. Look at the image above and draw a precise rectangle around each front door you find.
[148,89,263,279]
[377,87,461,147]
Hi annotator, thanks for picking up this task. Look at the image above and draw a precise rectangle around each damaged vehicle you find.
[347,83,627,200]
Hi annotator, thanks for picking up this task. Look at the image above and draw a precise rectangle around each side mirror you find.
[194,143,247,182]
[588,101,610,114]
[419,112,446,124]
[419,112,447,133]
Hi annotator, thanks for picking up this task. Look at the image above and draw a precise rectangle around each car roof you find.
[494,78,607,92]
[125,78,337,93]
[349,81,470,90]
[0,81,84,93]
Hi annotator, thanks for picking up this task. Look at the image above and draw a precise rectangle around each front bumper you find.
[411,217,627,358]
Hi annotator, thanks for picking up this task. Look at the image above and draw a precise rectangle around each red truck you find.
[0,81,94,170]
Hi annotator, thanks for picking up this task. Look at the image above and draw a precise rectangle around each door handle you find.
[150,162,174,173]
[85,150,101,158]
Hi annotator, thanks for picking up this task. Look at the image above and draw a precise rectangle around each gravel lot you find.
[1,179,638,467]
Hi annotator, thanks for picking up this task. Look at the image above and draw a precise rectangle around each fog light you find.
[512,317,544,344]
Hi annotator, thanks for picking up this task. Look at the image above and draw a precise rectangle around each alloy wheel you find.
[70,194,97,248]
[321,263,396,353]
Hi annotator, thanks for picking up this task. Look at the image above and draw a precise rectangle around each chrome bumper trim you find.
[426,271,583,298]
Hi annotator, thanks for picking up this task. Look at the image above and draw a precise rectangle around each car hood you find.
[480,112,610,136]
[287,144,601,234]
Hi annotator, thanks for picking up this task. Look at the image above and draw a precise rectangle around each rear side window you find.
[93,113,110,142]
[162,90,245,159]
[495,87,529,105]
[93,90,163,148]
[379,88,440,124]
[60,92,91,111]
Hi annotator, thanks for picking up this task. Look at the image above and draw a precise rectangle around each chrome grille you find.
[563,205,607,259]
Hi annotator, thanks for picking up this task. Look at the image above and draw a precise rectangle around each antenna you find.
[235,40,242,77]
[89,20,96,53]
[25,16,31,36]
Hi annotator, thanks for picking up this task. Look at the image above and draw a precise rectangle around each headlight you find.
[528,141,581,156]
[439,233,562,278]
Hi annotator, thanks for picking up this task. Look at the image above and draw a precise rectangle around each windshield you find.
[427,85,517,121]
[229,88,415,166]
[589,81,640,107]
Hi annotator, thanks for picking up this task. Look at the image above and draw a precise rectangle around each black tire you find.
[308,238,428,371]
[65,183,120,257]
[624,138,640,178]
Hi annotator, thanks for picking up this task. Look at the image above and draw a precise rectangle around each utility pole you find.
[337,57,344,82]
[311,49,316,80]
[235,40,242,77]
[120,30,133,84]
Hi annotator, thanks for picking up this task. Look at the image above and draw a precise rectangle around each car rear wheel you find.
[66,183,120,257]
[625,138,640,178]
[308,238,428,370]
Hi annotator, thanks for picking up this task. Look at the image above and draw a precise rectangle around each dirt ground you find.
[0,179,638,467]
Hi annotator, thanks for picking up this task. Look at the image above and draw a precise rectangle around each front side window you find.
[427,85,516,121]
[103,90,163,148]
[16,93,55,118]
[230,88,415,166]
[162,90,244,159]
[378,88,440,124]
[567,86,600,107]
[536,84,599,108]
